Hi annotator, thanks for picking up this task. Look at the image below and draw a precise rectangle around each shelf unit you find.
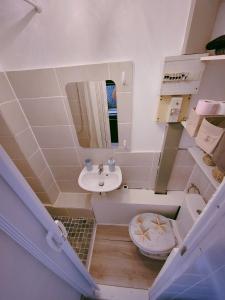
[181,120,222,189]
[188,147,220,188]
[200,55,225,61]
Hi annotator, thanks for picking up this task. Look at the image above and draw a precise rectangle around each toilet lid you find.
[129,213,176,253]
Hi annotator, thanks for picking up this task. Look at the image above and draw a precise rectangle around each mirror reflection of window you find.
[65,80,119,149]
[106,80,118,147]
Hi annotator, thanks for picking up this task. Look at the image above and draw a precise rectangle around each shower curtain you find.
[76,81,111,148]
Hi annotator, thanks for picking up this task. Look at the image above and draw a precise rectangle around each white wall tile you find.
[56,180,85,193]
[55,193,91,208]
[42,148,80,166]
[0,101,28,135]
[50,166,81,180]
[62,95,75,125]
[153,152,161,167]
[0,72,15,103]
[12,159,35,177]
[168,165,194,191]
[20,97,69,126]
[121,181,150,189]
[179,129,196,148]
[45,205,68,216]
[115,152,154,166]
[149,167,158,189]
[46,182,60,204]
[15,128,39,159]
[121,166,152,185]
[78,148,114,165]
[55,63,109,96]
[0,135,25,160]
[32,126,74,148]
[7,69,61,98]
[66,208,94,218]
[0,115,12,136]
[29,150,47,176]
[174,149,195,166]
[167,149,195,191]
[35,192,51,204]
[39,168,55,191]
[25,177,45,193]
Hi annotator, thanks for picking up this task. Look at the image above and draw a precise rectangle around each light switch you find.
[167,97,183,122]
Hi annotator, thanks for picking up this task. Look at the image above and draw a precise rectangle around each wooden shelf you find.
[200,55,225,61]
[188,147,220,188]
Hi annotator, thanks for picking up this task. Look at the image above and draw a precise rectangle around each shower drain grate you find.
[53,216,95,266]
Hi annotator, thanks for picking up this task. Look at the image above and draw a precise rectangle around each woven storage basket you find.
[186,109,205,137]
[195,117,225,154]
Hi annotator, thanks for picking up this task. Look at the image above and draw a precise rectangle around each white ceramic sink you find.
[78,165,122,192]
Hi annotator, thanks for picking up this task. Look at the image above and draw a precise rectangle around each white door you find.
[149,178,225,300]
[0,146,98,299]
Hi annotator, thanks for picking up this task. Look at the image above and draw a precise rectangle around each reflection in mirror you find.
[66,80,118,148]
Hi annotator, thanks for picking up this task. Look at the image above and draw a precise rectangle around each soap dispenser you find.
[107,157,116,172]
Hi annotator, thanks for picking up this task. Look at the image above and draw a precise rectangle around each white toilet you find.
[129,194,205,260]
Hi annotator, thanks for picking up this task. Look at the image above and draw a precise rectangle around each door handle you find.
[46,220,68,252]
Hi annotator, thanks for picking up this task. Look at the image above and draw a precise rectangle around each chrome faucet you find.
[98,163,104,175]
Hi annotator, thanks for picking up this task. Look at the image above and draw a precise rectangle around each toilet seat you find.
[129,213,177,258]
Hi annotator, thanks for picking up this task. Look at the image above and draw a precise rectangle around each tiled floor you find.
[53,216,95,265]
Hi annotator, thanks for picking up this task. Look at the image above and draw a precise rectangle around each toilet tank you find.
[176,194,206,240]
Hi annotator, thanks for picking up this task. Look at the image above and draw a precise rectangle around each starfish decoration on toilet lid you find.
[151,215,168,233]
[135,224,151,242]
[136,215,144,225]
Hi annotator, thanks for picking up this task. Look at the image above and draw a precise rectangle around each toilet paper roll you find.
[217,101,225,115]
[195,99,219,115]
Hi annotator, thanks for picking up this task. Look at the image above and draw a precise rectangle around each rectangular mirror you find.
[66,80,119,148]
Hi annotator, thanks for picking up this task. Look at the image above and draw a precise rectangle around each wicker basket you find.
[212,166,224,183]
[195,117,225,154]
[186,109,205,137]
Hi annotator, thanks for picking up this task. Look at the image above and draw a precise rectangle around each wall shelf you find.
[200,55,225,61]
[188,147,220,188]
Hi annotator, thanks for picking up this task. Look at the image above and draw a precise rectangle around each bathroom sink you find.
[78,165,122,192]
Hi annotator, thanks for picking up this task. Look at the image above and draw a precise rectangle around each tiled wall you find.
[1,62,207,199]
[5,62,155,193]
[115,151,160,189]
[168,149,195,191]
[6,67,81,194]
[0,72,59,204]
